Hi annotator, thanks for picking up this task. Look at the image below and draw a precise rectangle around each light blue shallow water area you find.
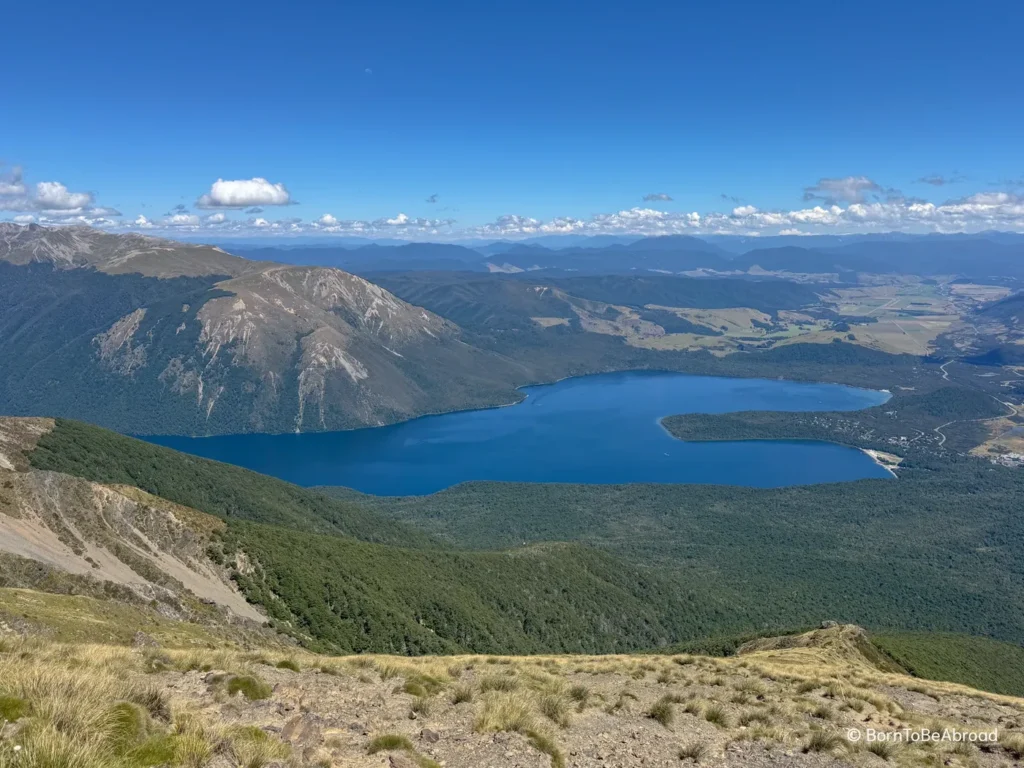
[146,371,893,495]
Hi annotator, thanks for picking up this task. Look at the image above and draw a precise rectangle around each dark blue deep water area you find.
[147,371,892,495]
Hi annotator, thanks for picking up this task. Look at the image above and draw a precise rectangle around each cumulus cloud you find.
[468,191,1024,238]
[12,173,1024,241]
[642,193,673,202]
[803,176,885,204]
[196,177,293,209]
[0,176,104,215]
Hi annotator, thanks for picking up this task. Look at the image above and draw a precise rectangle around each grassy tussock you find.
[1,629,1022,768]
[0,650,287,768]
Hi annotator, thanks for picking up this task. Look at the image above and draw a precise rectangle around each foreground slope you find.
[1,617,1023,768]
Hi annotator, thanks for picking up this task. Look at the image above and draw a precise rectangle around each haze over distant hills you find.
[226,231,1024,281]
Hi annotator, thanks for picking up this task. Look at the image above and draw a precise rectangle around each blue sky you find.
[4,0,1024,239]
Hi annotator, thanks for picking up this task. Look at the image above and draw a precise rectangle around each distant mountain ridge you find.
[228,230,1024,279]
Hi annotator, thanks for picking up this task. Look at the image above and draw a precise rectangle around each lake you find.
[148,371,892,495]
[148,370,892,493]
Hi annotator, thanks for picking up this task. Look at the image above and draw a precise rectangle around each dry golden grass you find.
[1,623,1023,768]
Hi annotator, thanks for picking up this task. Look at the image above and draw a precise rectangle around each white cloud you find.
[12,214,34,223]
[196,177,292,209]
[12,174,1024,240]
[0,177,103,215]
[34,181,94,211]
[165,213,201,227]
[803,176,884,204]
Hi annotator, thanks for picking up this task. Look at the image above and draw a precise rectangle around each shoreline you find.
[861,448,902,477]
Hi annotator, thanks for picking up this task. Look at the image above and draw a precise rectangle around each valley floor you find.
[1,620,1023,768]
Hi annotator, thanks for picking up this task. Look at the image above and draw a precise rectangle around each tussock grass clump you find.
[367,733,415,753]
[226,724,290,767]
[410,697,431,717]
[646,696,675,727]
[225,674,272,701]
[738,709,770,726]
[795,680,819,694]
[0,694,29,722]
[703,703,730,728]
[811,704,834,720]
[525,729,566,768]
[678,741,709,761]
[866,740,900,760]
[474,692,565,768]
[480,674,519,693]
[275,658,301,672]
[450,683,474,704]
[802,729,846,753]
[1001,732,1024,759]
[567,684,590,703]
[734,679,765,695]
[539,693,571,728]
[683,698,705,716]
[949,740,975,757]
[475,692,535,733]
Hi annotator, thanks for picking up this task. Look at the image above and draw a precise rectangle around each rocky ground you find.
[1,624,1022,767]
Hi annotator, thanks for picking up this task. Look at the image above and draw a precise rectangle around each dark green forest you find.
[21,396,1024,658]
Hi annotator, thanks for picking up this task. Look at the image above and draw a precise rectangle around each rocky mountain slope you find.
[0,224,529,434]
[0,418,262,623]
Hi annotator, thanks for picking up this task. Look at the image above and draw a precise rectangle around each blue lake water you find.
[147,371,893,495]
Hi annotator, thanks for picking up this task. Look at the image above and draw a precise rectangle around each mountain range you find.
[0,224,530,434]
